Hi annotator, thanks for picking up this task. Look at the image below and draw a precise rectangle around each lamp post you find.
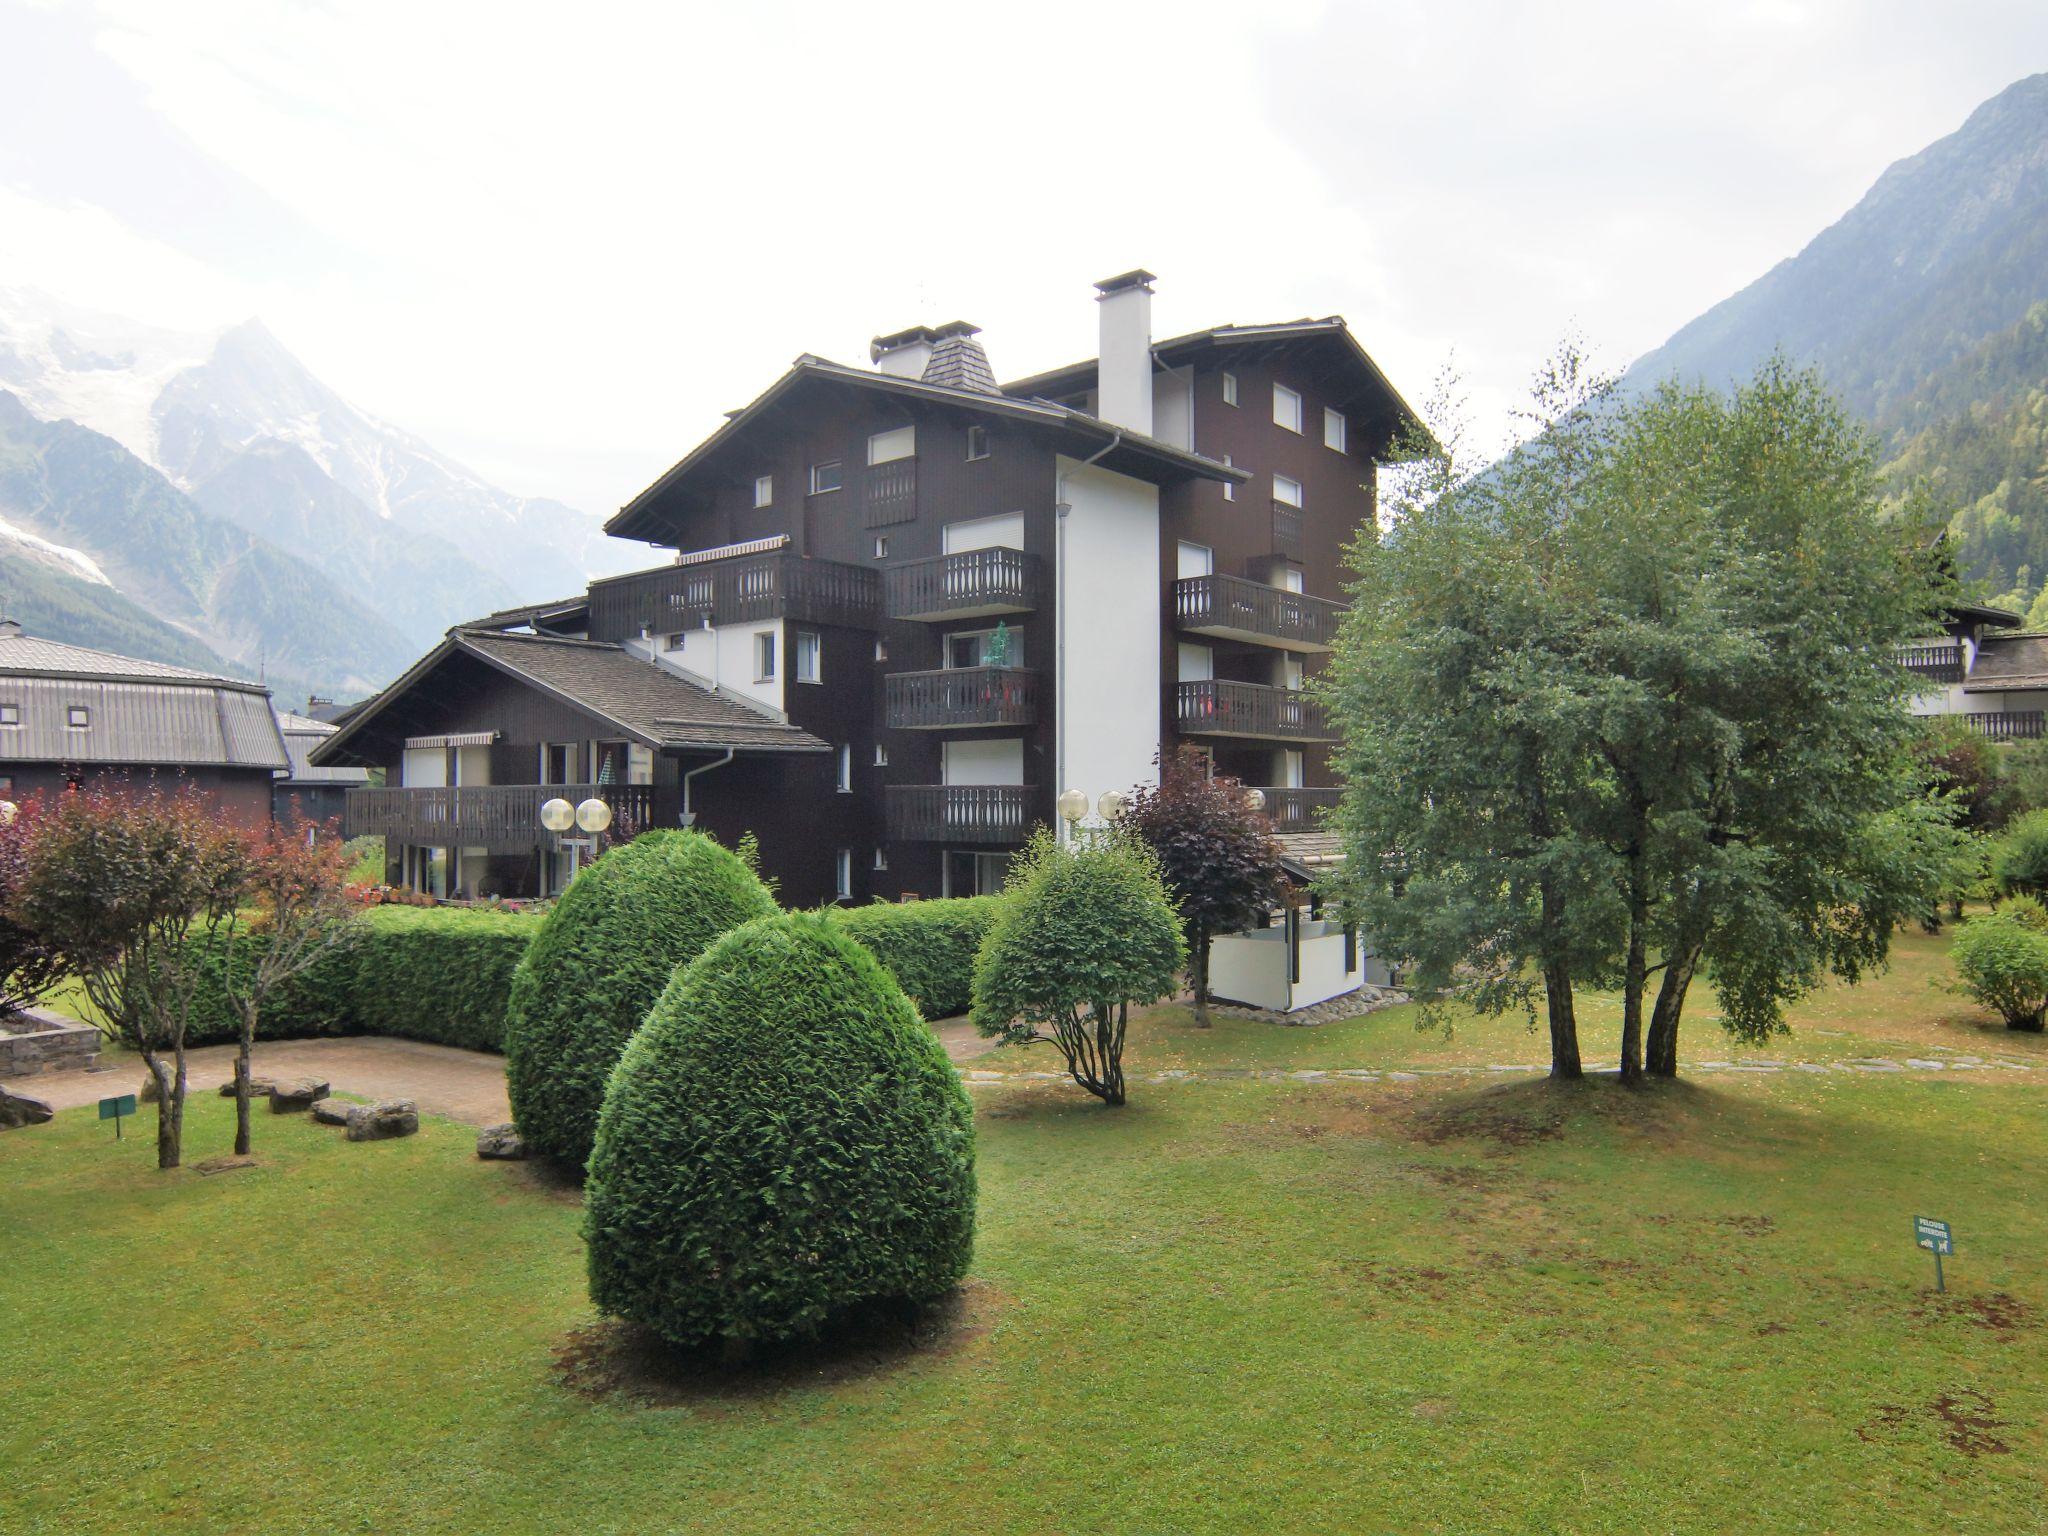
[541,794,613,886]
[1057,787,1128,844]
[1242,787,1267,814]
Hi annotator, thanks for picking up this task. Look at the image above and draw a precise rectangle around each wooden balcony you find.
[1175,680,1334,742]
[1958,711,2045,741]
[1271,501,1304,561]
[1175,574,1344,653]
[885,667,1040,730]
[587,553,879,640]
[342,783,663,852]
[1253,786,1342,830]
[885,547,1044,621]
[885,785,1036,844]
[863,458,918,528]
[1897,642,1966,684]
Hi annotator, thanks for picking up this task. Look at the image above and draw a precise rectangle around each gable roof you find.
[607,353,1247,543]
[1002,317,1422,445]
[275,710,370,784]
[457,593,592,634]
[0,629,287,770]
[309,628,830,767]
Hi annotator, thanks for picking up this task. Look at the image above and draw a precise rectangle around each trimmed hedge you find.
[827,896,1003,1019]
[503,830,776,1170]
[585,912,976,1348]
[180,905,543,1051]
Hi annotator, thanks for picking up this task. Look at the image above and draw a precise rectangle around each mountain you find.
[1626,73,2048,612]
[0,390,414,697]
[0,287,636,696]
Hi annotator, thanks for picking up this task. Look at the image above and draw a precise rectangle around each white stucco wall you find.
[943,737,1024,785]
[637,621,784,712]
[1209,921,1364,1012]
[1057,457,1162,813]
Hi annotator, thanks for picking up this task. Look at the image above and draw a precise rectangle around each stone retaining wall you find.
[0,1008,101,1077]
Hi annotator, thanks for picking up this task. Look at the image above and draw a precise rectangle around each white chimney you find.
[1094,269,1156,435]
[870,325,938,379]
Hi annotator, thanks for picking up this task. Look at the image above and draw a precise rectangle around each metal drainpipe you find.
[681,748,734,827]
[1054,431,1122,843]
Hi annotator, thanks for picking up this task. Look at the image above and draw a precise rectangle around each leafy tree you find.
[212,823,365,1156]
[1912,718,2004,833]
[1116,744,1285,1026]
[1328,350,1954,1083]
[0,796,59,1017]
[970,828,1184,1105]
[1989,808,2048,898]
[13,785,246,1169]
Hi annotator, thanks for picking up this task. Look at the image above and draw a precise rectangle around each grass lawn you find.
[4,935,2046,1533]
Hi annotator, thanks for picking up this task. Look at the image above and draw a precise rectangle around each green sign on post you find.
[98,1093,137,1140]
[1914,1215,1954,1292]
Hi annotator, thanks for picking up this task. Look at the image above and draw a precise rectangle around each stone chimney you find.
[871,325,939,379]
[1094,268,1156,435]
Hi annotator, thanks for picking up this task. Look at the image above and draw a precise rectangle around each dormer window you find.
[67,705,90,729]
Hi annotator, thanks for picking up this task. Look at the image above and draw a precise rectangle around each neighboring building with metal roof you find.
[0,620,289,824]
[273,710,370,826]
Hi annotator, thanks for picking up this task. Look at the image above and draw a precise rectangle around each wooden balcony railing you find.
[885,785,1036,843]
[1271,501,1304,561]
[587,554,879,640]
[885,547,1044,621]
[1896,642,1966,684]
[342,783,662,851]
[885,667,1040,730]
[1959,711,2045,741]
[863,458,918,528]
[1253,786,1342,830]
[1174,574,1344,652]
[1175,680,1333,742]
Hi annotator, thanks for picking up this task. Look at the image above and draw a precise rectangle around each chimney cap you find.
[0,618,21,639]
[1094,268,1157,297]
[870,324,941,362]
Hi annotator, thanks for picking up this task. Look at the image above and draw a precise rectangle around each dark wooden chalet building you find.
[0,622,289,824]
[313,272,1416,906]
[272,710,370,826]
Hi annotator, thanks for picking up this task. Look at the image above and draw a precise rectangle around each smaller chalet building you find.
[0,622,289,823]
[1902,600,2047,739]
[273,711,370,826]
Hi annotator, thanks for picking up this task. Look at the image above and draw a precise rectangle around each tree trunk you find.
[1191,927,1212,1028]
[147,1049,184,1170]
[1543,963,1583,1080]
[1646,939,1702,1077]
[1618,894,1648,1084]
[234,1000,258,1156]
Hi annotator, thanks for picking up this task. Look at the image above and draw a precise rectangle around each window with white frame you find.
[836,743,852,792]
[1273,383,1304,433]
[872,847,888,871]
[795,629,821,684]
[754,630,777,680]
[809,460,842,495]
[874,743,889,766]
[873,534,889,559]
[1323,408,1347,453]
[867,425,915,465]
[1273,473,1304,508]
[753,473,774,508]
[835,848,853,900]
[1222,453,1235,501]
[874,636,888,662]
[1222,371,1239,407]
[966,424,990,461]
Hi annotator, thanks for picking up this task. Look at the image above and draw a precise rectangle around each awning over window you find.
[403,731,500,749]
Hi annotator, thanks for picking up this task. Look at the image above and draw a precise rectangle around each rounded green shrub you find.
[1948,909,2048,1031]
[584,912,976,1349]
[504,830,776,1168]
[1990,809,2048,899]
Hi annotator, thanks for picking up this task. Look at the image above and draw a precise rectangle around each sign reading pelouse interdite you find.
[98,1093,136,1139]
[1914,1215,1954,1292]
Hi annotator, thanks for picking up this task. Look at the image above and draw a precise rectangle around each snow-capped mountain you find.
[0,286,637,696]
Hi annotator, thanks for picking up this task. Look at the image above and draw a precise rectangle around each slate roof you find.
[1276,831,1346,882]
[1964,632,2048,691]
[920,322,1001,395]
[0,629,288,770]
[311,628,830,766]
[457,593,592,633]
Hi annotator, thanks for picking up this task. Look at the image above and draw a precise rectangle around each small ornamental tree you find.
[1948,906,2048,1031]
[1990,809,2048,899]
[1117,745,1285,1025]
[214,823,365,1156]
[585,912,976,1350]
[0,795,59,1017]
[970,828,1185,1106]
[14,785,246,1169]
[504,829,776,1169]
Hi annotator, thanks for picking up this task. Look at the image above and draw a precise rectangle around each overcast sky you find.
[3,0,2045,515]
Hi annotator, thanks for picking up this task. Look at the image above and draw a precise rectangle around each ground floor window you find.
[943,849,1011,897]
[835,847,853,901]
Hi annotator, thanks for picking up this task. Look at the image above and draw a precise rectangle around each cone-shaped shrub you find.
[584,912,977,1349]
[504,830,776,1168]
